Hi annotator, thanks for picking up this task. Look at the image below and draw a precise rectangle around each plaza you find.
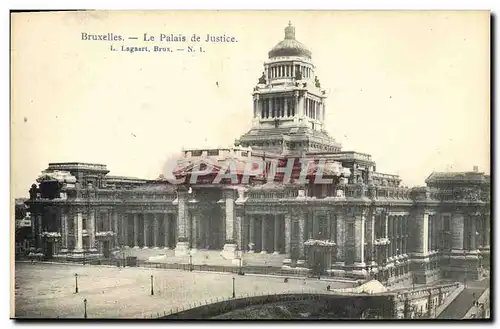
[14,262,354,319]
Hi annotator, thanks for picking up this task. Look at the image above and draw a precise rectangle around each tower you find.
[236,22,342,155]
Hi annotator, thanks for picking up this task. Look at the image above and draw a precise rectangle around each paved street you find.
[438,278,490,319]
[14,262,354,319]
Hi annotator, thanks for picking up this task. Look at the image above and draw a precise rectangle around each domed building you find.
[24,23,490,286]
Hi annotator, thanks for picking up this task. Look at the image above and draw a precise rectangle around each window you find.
[207,150,219,156]
[347,223,355,238]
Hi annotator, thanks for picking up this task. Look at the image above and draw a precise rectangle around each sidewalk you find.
[437,278,490,319]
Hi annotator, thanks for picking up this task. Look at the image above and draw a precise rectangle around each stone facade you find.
[23,23,490,286]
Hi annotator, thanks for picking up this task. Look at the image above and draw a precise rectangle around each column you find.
[470,215,477,251]
[61,211,68,251]
[248,216,255,253]
[284,213,291,255]
[153,213,159,249]
[74,212,83,251]
[398,216,403,255]
[384,213,389,238]
[451,212,464,251]
[143,214,149,249]
[88,210,96,251]
[367,213,375,264]
[273,215,280,254]
[297,93,305,118]
[412,211,429,255]
[484,214,490,248]
[236,215,243,251]
[221,189,237,259]
[354,211,365,266]
[336,212,344,263]
[298,212,305,260]
[113,210,119,248]
[133,214,139,248]
[164,214,170,249]
[191,213,198,250]
[175,189,189,256]
[204,217,209,249]
[312,214,318,239]
[260,216,267,254]
[123,214,129,247]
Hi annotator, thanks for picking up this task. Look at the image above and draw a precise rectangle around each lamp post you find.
[189,253,193,272]
[238,249,243,275]
[463,250,468,288]
[232,277,235,298]
[83,298,87,319]
[119,245,125,267]
[150,275,154,296]
[75,273,79,293]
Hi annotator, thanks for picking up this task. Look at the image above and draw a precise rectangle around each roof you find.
[425,171,490,185]
[268,22,312,59]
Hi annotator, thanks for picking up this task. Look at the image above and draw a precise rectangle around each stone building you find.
[23,23,490,285]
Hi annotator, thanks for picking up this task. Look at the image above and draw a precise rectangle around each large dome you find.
[268,22,312,59]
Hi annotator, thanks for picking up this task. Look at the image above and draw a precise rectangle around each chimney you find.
[473,165,479,172]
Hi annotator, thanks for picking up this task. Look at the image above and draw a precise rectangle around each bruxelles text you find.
[164,157,351,185]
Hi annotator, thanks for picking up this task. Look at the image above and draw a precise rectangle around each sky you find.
[10,10,490,197]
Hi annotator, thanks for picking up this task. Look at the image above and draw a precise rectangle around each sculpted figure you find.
[29,184,38,200]
[258,72,267,84]
[315,76,321,88]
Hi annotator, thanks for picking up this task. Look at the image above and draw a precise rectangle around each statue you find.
[258,72,267,84]
[29,184,38,200]
[295,67,302,80]
[315,76,321,88]
[302,82,307,88]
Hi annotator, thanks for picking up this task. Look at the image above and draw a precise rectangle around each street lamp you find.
[83,298,87,319]
[232,277,235,298]
[189,253,193,272]
[237,249,244,275]
[150,275,154,296]
[121,245,126,268]
[75,273,79,293]
[464,250,467,288]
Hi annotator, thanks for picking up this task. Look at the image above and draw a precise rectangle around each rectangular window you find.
[347,223,355,238]
[207,150,219,156]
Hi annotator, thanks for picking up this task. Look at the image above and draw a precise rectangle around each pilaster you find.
[273,215,280,254]
[248,215,255,253]
[353,210,366,274]
[284,213,291,255]
[133,214,139,248]
[191,213,198,251]
[221,189,237,259]
[164,213,170,249]
[153,213,159,249]
[113,210,119,248]
[175,189,189,256]
[88,210,96,251]
[451,212,464,251]
[74,212,83,252]
[335,212,345,264]
[60,211,68,252]
[260,216,267,254]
